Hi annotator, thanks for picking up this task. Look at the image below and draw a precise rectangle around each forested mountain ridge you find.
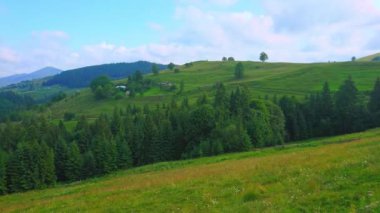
[43,61,167,88]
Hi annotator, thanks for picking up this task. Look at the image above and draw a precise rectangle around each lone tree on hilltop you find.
[152,64,159,75]
[260,52,268,62]
[168,62,175,70]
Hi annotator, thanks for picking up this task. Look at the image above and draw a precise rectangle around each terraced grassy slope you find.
[48,61,380,118]
[1,128,379,212]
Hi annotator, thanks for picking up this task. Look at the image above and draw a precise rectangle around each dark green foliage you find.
[335,76,366,133]
[260,52,268,62]
[168,62,175,70]
[82,151,96,179]
[152,64,159,75]
[6,141,56,192]
[369,78,380,126]
[54,138,69,181]
[369,78,380,113]
[227,57,235,61]
[116,134,132,169]
[0,151,7,194]
[90,76,115,99]
[127,70,152,95]
[93,136,117,175]
[0,91,35,122]
[65,143,82,181]
[63,112,76,121]
[234,62,244,79]
[50,91,67,103]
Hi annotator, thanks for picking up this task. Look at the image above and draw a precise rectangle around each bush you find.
[64,112,76,121]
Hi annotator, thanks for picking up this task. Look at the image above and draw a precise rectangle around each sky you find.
[0,0,380,77]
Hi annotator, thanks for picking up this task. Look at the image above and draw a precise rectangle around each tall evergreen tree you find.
[234,62,244,79]
[65,142,82,181]
[54,138,69,181]
[368,77,380,113]
[82,151,96,179]
[335,76,360,133]
[0,151,7,194]
[116,134,132,169]
[39,142,56,186]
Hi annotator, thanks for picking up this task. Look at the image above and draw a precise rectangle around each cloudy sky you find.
[0,0,380,77]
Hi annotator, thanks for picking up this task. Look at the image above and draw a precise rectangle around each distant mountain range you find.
[43,61,167,88]
[0,67,62,88]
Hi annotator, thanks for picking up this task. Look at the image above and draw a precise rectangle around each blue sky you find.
[0,0,380,76]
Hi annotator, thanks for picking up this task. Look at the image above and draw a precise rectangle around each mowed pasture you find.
[1,128,379,212]
[48,61,380,118]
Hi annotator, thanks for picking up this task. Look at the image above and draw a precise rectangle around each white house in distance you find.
[115,85,127,90]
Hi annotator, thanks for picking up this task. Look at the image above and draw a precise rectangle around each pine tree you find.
[93,136,117,174]
[319,82,335,135]
[82,151,96,179]
[0,150,7,194]
[369,77,380,113]
[111,108,123,135]
[234,62,244,79]
[54,138,69,181]
[116,134,132,169]
[39,142,56,186]
[6,149,24,192]
[74,116,91,153]
[335,76,360,133]
[65,142,82,181]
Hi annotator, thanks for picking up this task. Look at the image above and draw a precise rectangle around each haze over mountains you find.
[0,67,62,87]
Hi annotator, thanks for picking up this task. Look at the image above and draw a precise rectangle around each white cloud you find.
[148,22,164,31]
[0,47,19,63]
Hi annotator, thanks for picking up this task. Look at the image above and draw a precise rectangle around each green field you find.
[1,128,379,212]
[47,61,380,118]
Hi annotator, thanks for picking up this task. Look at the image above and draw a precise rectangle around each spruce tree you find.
[335,76,359,133]
[369,77,380,113]
[234,62,244,79]
[39,142,56,186]
[82,151,96,179]
[54,138,69,181]
[65,142,82,181]
[116,134,132,169]
[0,151,7,194]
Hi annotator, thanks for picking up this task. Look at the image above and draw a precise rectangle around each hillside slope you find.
[1,129,379,212]
[358,53,380,62]
[48,61,380,118]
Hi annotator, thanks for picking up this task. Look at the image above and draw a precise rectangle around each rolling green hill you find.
[48,60,380,118]
[1,128,379,212]
[358,53,380,62]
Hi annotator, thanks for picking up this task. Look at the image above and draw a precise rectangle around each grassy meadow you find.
[1,128,380,212]
[47,61,380,118]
